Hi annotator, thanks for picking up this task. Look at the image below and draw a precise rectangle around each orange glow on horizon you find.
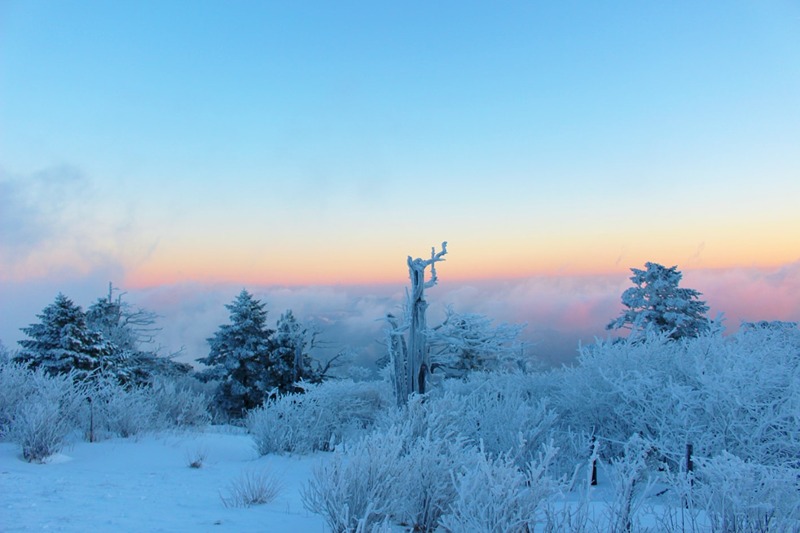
[122,242,799,290]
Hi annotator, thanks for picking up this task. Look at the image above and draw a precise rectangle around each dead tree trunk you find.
[390,242,447,405]
[386,314,408,407]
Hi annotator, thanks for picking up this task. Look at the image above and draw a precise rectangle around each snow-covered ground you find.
[0,426,688,533]
[1,427,327,532]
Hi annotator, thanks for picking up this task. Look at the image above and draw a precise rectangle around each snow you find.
[0,426,692,532]
[0,427,326,532]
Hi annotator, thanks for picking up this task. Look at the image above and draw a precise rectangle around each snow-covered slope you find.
[1,427,326,532]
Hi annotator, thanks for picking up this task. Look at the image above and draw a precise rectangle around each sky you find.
[1,1,799,366]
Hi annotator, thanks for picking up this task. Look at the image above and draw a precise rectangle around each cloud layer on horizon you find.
[2,261,797,369]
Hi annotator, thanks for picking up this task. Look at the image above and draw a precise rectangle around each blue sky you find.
[1,1,798,363]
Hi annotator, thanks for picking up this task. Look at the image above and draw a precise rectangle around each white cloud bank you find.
[3,261,797,369]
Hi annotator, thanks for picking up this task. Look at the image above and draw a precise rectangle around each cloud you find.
[2,262,797,371]
[0,165,85,254]
[684,261,800,329]
[126,283,403,368]
[0,165,154,282]
[122,276,625,369]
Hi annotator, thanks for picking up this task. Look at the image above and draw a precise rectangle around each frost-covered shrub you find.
[247,379,391,455]
[87,377,157,438]
[552,328,800,469]
[150,375,211,428]
[302,426,406,532]
[9,401,73,462]
[303,424,476,532]
[391,430,474,531]
[693,452,800,533]
[394,372,557,467]
[83,375,210,438]
[553,333,693,459]
[440,442,564,533]
[220,468,283,508]
[0,362,36,436]
[185,445,207,469]
[1,364,84,461]
[690,329,800,467]
[606,435,658,533]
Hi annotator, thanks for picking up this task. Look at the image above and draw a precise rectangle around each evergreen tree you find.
[607,262,711,340]
[16,293,113,380]
[269,309,317,391]
[197,290,274,418]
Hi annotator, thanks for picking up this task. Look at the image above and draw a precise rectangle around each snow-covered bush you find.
[302,426,406,532]
[185,445,207,469]
[605,435,658,533]
[1,364,85,461]
[220,468,283,508]
[690,328,800,467]
[393,372,557,468]
[86,377,157,439]
[440,442,564,533]
[247,379,391,455]
[9,401,73,462]
[80,374,210,439]
[150,375,211,428]
[390,430,473,531]
[302,422,477,532]
[553,333,692,460]
[552,327,800,469]
[0,362,35,436]
[693,452,800,533]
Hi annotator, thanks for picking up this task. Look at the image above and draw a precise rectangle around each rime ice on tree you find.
[16,293,113,381]
[387,242,447,405]
[607,261,711,340]
[197,289,274,418]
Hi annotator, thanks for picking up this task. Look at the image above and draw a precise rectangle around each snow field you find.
[1,427,326,532]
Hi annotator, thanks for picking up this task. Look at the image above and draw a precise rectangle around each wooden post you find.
[683,442,694,508]
[87,396,94,443]
[591,436,598,486]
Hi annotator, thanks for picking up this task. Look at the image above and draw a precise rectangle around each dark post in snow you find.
[87,396,94,443]
[590,436,598,486]
[406,242,447,401]
[683,442,695,508]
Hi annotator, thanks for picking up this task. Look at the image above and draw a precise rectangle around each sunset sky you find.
[1,1,798,363]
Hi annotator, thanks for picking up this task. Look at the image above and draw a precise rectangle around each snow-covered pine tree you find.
[197,289,274,418]
[268,309,317,392]
[607,262,711,340]
[15,293,113,380]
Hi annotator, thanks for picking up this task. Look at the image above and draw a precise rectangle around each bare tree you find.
[387,242,447,405]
